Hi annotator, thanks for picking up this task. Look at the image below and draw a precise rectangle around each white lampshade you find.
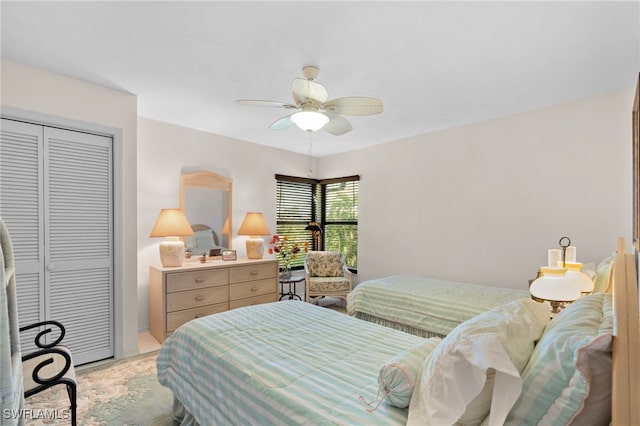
[564,262,595,294]
[530,266,581,314]
[238,212,270,259]
[150,209,194,267]
[290,111,329,131]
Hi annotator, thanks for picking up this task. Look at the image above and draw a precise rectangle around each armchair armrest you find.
[19,320,66,348]
[343,265,353,282]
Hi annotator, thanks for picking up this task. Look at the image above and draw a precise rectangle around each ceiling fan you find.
[235,66,383,135]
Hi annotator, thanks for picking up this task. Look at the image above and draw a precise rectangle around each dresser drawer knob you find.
[251,286,258,292]
[195,314,204,319]
[250,271,258,276]
[195,277,205,283]
[195,295,205,302]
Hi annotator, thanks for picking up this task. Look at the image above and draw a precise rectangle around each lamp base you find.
[159,237,185,267]
[245,237,265,259]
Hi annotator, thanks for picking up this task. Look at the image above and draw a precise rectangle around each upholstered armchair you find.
[1,219,77,426]
[304,251,353,303]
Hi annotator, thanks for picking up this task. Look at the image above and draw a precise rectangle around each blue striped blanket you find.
[157,301,430,425]
[347,275,530,338]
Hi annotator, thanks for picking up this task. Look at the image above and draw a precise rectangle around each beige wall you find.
[1,60,139,357]
[137,117,312,330]
[319,89,634,289]
[3,60,634,338]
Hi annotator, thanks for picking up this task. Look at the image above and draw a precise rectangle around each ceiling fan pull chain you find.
[308,130,313,178]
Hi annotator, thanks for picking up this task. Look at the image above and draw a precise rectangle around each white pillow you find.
[407,298,549,426]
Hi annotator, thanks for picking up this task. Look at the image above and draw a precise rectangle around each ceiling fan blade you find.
[323,114,352,136]
[268,115,295,131]
[323,97,383,115]
[236,99,298,109]
[292,78,328,104]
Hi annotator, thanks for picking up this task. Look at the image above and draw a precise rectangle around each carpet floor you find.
[24,351,173,426]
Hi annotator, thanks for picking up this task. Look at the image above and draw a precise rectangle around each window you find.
[323,178,359,269]
[275,174,359,271]
[275,176,318,269]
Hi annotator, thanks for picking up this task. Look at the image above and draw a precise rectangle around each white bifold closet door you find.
[0,118,113,365]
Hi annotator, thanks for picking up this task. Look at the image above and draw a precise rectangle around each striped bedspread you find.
[347,275,530,338]
[157,301,431,425]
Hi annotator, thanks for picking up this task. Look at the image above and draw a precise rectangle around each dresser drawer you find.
[229,263,276,284]
[229,278,277,300]
[167,286,228,312]
[229,292,277,309]
[166,303,228,332]
[166,269,228,293]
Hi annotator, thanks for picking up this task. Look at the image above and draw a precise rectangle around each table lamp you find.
[530,266,581,314]
[532,236,581,314]
[305,221,322,250]
[149,209,194,267]
[238,212,270,259]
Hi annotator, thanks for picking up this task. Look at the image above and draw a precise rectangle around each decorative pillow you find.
[184,235,196,250]
[307,252,343,277]
[581,262,597,282]
[194,229,215,251]
[505,293,613,426]
[373,337,442,408]
[407,298,549,426]
[593,254,614,293]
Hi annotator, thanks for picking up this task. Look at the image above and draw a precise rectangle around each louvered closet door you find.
[0,120,46,353]
[0,118,114,365]
[44,127,113,365]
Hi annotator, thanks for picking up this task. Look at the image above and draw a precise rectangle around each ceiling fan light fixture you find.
[290,111,329,132]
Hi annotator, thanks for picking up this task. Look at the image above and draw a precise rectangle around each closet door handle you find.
[47,263,57,272]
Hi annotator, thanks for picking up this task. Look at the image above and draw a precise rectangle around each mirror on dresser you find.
[179,170,233,256]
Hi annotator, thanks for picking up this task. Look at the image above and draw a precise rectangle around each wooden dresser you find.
[149,258,278,343]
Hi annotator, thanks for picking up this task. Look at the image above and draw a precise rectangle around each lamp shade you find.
[530,267,581,303]
[221,217,230,235]
[238,212,270,236]
[149,209,194,237]
[290,111,329,131]
[305,221,322,232]
[149,209,193,267]
[238,212,270,259]
[564,262,595,293]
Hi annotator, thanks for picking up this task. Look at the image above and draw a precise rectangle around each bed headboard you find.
[611,237,640,425]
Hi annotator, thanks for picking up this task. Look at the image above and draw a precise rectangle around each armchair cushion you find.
[306,251,344,277]
[307,277,351,293]
[22,346,76,395]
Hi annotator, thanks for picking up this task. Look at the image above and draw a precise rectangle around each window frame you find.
[275,174,359,272]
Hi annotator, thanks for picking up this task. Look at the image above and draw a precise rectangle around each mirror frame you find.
[179,170,233,249]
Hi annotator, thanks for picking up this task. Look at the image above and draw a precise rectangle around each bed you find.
[346,275,530,338]
[157,238,639,426]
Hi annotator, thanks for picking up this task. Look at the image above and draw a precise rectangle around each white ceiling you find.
[1,1,639,157]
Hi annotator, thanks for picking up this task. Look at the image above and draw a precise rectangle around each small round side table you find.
[279,271,305,301]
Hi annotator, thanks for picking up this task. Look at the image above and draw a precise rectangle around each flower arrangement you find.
[268,235,309,274]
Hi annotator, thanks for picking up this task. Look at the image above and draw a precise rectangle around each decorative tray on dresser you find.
[149,258,278,343]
